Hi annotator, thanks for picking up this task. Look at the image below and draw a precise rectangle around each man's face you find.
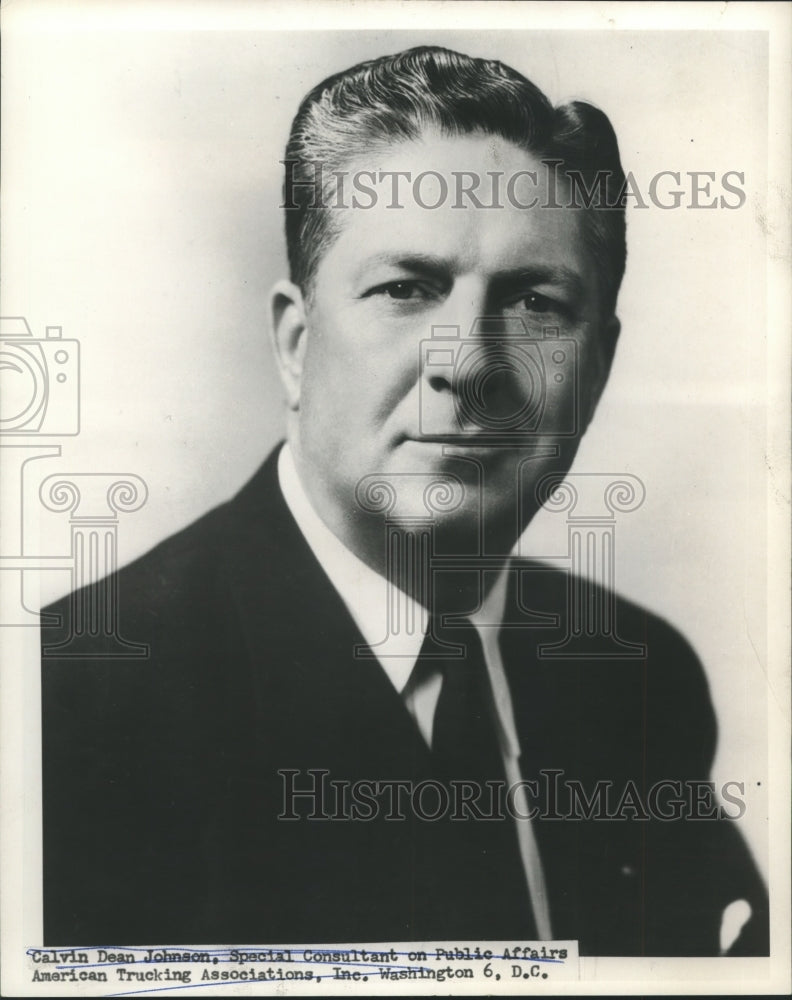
[278,131,617,561]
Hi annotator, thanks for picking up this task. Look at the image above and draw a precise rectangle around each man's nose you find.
[419,283,533,436]
[422,282,494,396]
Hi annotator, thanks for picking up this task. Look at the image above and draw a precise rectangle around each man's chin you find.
[351,439,572,552]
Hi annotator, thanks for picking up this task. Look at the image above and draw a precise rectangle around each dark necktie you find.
[409,617,537,940]
[431,622,506,787]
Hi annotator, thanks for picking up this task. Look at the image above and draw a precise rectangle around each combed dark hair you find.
[284,46,627,317]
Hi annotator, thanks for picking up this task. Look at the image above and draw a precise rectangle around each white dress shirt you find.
[278,443,552,939]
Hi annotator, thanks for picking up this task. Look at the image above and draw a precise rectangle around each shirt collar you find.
[277,442,509,692]
[278,443,422,692]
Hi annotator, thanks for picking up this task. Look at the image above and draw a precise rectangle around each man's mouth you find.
[408,433,490,444]
[400,434,514,456]
[402,432,538,448]
[403,432,494,444]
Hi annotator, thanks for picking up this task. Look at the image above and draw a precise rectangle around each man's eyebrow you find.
[353,254,588,299]
[353,252,452,281]
[492,265,587,300]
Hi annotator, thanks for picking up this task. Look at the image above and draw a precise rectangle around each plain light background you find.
[3,24,771,882]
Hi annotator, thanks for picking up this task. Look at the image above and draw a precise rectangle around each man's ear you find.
[583,314,621,431]
[269,280,308,410]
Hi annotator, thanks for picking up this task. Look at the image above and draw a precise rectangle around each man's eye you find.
[385,282,419,300]
[503,291,569,321]
[375,281,422,300]
[364,280,436,302]
[521,292,555,313]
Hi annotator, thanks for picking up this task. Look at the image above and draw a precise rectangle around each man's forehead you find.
[341,130,564,201]
[322,144,591,282]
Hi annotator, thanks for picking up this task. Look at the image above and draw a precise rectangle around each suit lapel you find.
[216,445,433,778]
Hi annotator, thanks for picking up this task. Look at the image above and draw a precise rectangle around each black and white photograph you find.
[1,1,789,995]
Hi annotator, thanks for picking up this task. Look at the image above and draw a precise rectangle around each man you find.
[41,46,768,954]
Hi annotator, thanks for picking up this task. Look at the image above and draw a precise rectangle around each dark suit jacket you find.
[41,446,769,953]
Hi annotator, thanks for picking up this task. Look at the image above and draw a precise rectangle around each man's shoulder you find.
[38,445,304,707]
[508,556,703,659]
[43,447,286,622]
[39,449,296,757]
[505,557,717,778]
